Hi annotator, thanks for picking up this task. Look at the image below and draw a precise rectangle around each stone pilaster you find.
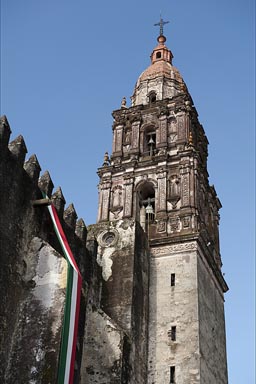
[177,113,187,143]
[156,169,167,213]
[180,162,191,207]
[158,114,168,148]
[99,181,111,221]
[123,176,134,217]
[112,124,123,156]
[130,120,140,153]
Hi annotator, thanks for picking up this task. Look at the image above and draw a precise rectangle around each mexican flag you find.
[44,196,82,384]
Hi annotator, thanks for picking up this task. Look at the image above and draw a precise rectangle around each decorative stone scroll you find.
[150,241,197,257]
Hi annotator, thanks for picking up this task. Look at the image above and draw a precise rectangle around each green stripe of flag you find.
[58,264,73,383]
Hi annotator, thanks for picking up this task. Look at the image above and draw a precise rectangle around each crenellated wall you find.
[0,115,92,382]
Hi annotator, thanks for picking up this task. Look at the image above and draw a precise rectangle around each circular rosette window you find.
[98,229,118,247]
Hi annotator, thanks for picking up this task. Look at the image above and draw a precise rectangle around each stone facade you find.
[0,29,228,384]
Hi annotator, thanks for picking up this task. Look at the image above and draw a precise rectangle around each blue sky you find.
[1,0,255,382]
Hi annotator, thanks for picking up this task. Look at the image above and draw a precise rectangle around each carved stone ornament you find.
[111,185,123,208]
[170,216,180,232]
[169,133,177,143]
[150,241,197,256]
[110,207,123,219]
[101,181,111,190]
[123,129,131,145]
[130,113,142,124]
[157,148,167,156]
[157,220,166,233]
[113,157,122,165]
[123,176,134,185]
[182,174,190,206]
[97,229,119,248]
[123,145,131,153]
[158,105,169,117]
[156,171,166,179]
[183,216,190,228]
[121,97,127,109]
[168,175,180,208]
[130,154,138,161]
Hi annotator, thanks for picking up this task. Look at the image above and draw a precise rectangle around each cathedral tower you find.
[95,23,228,384]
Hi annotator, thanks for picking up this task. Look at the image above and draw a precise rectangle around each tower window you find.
[170,366,175,383]
[149,91,157,103]
[168,326,176,341]
[169,326,176,341]
[171,273,175,287]
[156,51,161,59]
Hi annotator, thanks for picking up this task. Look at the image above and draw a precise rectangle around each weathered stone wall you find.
[4,237,67,383]
[81,307,124,383]
[197,250,228,384]
[148,242,200,384]
[0,116,89,383]
[85,219,150,383]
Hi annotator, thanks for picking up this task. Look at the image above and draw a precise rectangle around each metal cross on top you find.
[154,16,169,36]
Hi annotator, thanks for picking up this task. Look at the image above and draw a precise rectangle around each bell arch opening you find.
[143,126,156,157]
[136,181,156,232]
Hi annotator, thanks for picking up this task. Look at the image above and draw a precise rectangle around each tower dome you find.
[131,34,188,106]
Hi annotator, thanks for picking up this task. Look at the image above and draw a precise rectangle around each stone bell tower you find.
[95,22,228,384]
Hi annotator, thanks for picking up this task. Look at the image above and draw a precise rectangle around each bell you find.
[148,135,155,145]
[145,198,154,215]
[145,203,154,215]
